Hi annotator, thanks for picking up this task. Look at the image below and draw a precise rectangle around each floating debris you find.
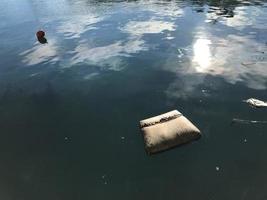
[140,110,201,154]
[206,18,219,24]
[241,61,256,66]
[256,50,265,54]
[36,30,48,44]
[102,175,108,185]
[215,166,220,171]
[243,98,267,108]
[232,118,267,125]
[29,73,39,77]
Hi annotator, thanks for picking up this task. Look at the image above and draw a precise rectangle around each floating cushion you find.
[140,110,201,154]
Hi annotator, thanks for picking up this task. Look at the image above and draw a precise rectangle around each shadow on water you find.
[37,37,48,44]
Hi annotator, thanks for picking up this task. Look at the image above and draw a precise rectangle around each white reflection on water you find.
[57,15,104,39]
[166,33,267,99]
[69,38,147,71]
[211,35,267,89]
[122,20,175,36]
[20,39,59,66]
[83,72,99,80]
[193,38,212,73]
[68,11,177,70]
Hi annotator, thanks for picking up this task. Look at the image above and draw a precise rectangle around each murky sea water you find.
[1,0,267,199]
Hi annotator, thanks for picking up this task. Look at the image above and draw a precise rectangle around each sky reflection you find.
[196,34,267,89]
[19,0,183,72]
[193,38,212,73]
[57,15,104,39]
[16,0,267,91]
[137,0,184,19]
[166,32,267,99]
[20,40,59,66]
[122,20,175,36]
[68,39,147,71]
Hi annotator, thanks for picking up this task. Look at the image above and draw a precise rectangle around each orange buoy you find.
[36,30,45,39]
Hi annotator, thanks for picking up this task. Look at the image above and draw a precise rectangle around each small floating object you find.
[36,30,45,39]
[243,98,267,108]
[215,166,220,171]
[241,61,256,66]
[36,30,47,44]
[232,118,267,125]
[139,110,201,154]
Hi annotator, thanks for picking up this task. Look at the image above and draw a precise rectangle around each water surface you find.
[1,0,267,199]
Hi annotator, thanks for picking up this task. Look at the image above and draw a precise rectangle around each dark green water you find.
[1,0,267,199]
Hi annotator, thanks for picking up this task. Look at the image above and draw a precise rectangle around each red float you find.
[36,30,45,39]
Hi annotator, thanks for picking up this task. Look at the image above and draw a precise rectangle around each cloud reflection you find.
[69,38,147,71]
[122,20,175,36]
[19,0,184,74]
[212,35,267,89]
[138,0,184,19]
[166,33,267,99]
[20,40,59,66]
[57,15,103,39]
